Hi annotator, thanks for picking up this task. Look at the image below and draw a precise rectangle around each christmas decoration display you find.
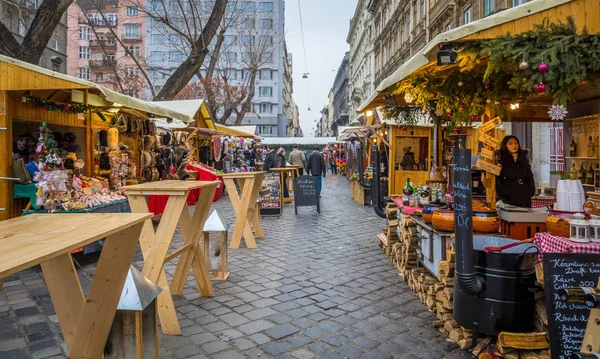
[547,104,568,121]
[404,93,414,103]
[24,96,88,114]
[35,122,63,170]
[537,62,549,73]
[536,83,547,93]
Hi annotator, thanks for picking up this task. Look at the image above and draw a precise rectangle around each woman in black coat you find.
[495,135,536,208]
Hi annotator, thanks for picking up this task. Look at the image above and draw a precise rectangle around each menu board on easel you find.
[259,171,282,216]
[543,253,600,359]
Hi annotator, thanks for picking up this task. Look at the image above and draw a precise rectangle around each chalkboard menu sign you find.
[543,253,600,359]
[293,175,320,214]
[259,171,282,216]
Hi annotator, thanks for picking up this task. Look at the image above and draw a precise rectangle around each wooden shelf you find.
[565,157,600,160]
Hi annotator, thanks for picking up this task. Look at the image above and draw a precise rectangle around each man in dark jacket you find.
[263,148,275,171]
[307,146,326,197]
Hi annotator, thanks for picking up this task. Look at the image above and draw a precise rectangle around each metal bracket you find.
[0,177,20,181]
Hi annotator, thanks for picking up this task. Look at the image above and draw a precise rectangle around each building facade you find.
[346,0,375,126]
[0,0,68,73]
[331,52,350,137]
[145,0,292,137]
[67,0,147,98]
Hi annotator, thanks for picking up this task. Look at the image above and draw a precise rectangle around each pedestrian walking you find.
[289,145,307,175]
[263,147,275,170]
[307,146,326,197]
[330,152,337,174]
[274,147,286,168]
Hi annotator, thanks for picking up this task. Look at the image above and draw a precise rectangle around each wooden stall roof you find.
[152,100,215,129]
[358,0,599,113]
[0,54,193,122]
[215,124,262,140]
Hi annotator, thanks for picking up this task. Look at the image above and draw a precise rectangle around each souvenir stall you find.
[359,1,600,358]
[324,141,347,176]
[0,54,190,222]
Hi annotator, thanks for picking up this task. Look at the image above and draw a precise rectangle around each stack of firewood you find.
[394,215,419,279]
[378,202,400,260]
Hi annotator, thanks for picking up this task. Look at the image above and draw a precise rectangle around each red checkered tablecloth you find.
[392,197,420,215]
[533,232,600,263]
[445,193,554,209]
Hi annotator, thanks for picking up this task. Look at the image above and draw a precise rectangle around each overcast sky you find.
[285,0,358,137]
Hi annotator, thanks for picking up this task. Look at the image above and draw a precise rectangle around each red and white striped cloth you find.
[445,193,554,209]
[533,232,600,263]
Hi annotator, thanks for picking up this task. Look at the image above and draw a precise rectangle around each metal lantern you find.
[202,210,229,280]
[588,219,600,243]
[105,266,162,359]
[569,219,590,243]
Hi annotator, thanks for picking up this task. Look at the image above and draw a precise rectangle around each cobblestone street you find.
[0,175,474,359]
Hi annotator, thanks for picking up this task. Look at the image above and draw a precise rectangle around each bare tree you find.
[0,0,73,64]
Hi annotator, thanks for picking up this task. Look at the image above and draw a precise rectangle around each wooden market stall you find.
[0,54,193,221]
[358,0,600,358]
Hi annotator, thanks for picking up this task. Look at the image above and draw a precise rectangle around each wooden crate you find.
[351,181,370,206]
[501,220,546,240]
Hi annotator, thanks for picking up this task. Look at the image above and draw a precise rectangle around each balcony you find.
[122,36,141,43]
[88,19,118,27]
[89,39,117,48]
[89,59,116,68]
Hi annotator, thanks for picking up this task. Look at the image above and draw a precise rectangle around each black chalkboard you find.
[543,253,600,359]
[294,175,320,214]
[259,171,282,217]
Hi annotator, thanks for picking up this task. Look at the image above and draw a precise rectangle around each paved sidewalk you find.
[0,175,473,359]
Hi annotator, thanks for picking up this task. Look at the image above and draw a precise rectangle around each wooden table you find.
[221,172,266,249]
[0,213,151,359]
[270,167,298,203]
[123,180,218,335]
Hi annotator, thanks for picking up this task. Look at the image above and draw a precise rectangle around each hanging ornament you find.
[548,104,568,121]
[454,95,460,100]
[431,92,437,98]
[494,101,500,105]
[486,99,492,104]
[404,93,414,104]
[471,115,478,121]
[519,60,530,70]
[421,108,427,115]
[454,127,460,133]
[429,119,434,124]
[457,81,464,87]
[502,98,510,104]
[446,108,452,113]
[447,113,452,118]
[435,109,444,117]
[484,84,491,90]
[460,103,466,109]
[538,62,549,73]
[428,110,434,116]
[536,83,547,93]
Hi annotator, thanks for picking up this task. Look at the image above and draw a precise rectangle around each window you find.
[445,24,451,32]
[79,26,91,40]
[222,69,238,80]
[78,46,90,60]
[151,34,165,44]
[169,34,180,44]
[150,51,165,62]
[224,52,237,62]
[483,0,494,16]
[170,51,184,62]
[407,12,411,34]
[107,14,117,26]
[241,18,255,29]
[241,52,252,63]
[223,35,236,45]
[463,8,472,24]
[107,52,115,61]
[420,0,425,19]
[24,0,37,8]
[259,2,273,12]
[151,0,164,11]
[128,45,141,57]
[241,35,255,46]
[259,87,273,97]
[259,103,273,113]
[123,24,141,39]
[78,67,90,80]
[126,6,138,15]
[260,69,273,80]
[261,52,272,63]
[259,19,273,29]
[154,85,163,93]
[18,21,26,37]
[96,73,104,82]
[258,125,273,135]
[512,0,527,6]
[259,35,273,46]
[243,1,255,11]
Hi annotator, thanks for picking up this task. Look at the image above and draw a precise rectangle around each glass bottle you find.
[587,163,595,185]
[588,136,595,157]
[416,183,424,207]
[402,178,414,206]
[570,138,577,157]
[570,163,578,180]
[578,163,586,182]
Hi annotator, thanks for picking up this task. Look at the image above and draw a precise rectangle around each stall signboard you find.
[478,117,503,133]
[479,148,495,160]
[479,133,499,148]
[259,171,282,216]
[475,158,502,176]
[293,175,320,214]
[543,253,600,359]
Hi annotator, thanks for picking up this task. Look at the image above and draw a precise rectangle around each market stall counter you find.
[0,213,151,359]
[533,232,600,262]
[123,180,218,336]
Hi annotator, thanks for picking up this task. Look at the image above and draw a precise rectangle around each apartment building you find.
[0,0,68,72]
[346,0,376,126]
[331,52,350,137]
[66,0,147,98]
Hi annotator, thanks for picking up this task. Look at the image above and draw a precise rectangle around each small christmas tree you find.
[35,122,62,170]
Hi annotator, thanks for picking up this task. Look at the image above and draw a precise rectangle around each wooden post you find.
[84,89,92,177]
[0,91,10,221]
